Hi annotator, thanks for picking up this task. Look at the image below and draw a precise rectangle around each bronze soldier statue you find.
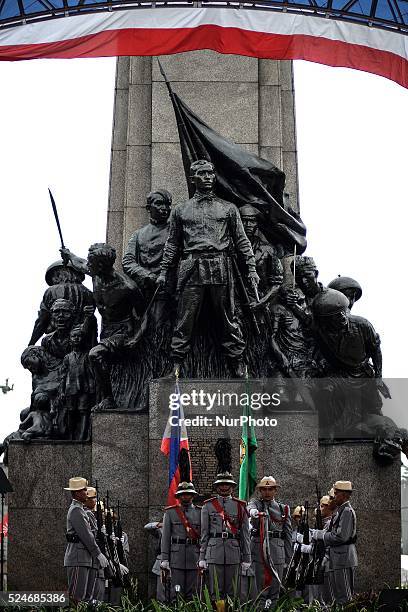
[239,204,283,298]
[28,260,96,348]
[60,243,143,409]
[327,276,362,310]
[123,189,173,322]
[157,160,259,377]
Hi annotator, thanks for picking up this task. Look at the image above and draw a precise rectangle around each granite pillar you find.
[7,441,91,591]
[91,411,150,596]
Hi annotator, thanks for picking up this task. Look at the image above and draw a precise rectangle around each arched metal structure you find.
[0,0,407,34]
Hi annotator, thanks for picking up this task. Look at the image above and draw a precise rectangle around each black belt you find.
[182,252,227,260]
[171,537,199,545]
[211,532,238,540]
[251,530,284,539]
[66,533,80,543]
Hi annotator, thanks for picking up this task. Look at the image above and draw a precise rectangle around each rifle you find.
[161,567,171,603]
[310,485,325,585]
[105,491,124,587]
[230,255,260,335]
[115,501,131,588]
[295,501,310,590]
[95,481,115,582]
[284,507,303,589]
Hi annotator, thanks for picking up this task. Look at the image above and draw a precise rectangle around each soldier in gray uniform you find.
[199,472,251,600]
[311,480,357,605]
[160,481,201,601]
[84,487,106,602]
[63,477,109,604]
[248,476,292,609]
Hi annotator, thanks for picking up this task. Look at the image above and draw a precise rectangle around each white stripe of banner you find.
[0,7,407,61]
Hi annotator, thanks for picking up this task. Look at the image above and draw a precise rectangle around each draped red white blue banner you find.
[0,8,407,88]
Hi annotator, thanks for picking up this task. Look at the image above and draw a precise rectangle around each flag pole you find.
[157,59,198,162]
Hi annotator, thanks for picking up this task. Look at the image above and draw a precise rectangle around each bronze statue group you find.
[1,157,405,459]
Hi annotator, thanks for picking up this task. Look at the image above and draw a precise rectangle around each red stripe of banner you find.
[0,26,406,88]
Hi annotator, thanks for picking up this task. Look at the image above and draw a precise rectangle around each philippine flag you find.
[160,380,191,506]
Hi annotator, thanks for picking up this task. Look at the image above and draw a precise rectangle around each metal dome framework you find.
[0,0,407,35]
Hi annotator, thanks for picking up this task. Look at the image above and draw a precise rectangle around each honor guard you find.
[311,480,357,605]
[199,472,251,600]
[84,487,106,602]
[291,505,305,544]
[160,481,201,601]
[248,476,292,608]
[63,477,109,604]
[145,519,164,602]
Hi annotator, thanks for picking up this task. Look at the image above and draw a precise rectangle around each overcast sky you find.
[0,56,407,442]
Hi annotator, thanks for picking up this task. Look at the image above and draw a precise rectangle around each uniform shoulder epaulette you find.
[164,504,178,511]
[203,496,217,504]
[232,497,247,505]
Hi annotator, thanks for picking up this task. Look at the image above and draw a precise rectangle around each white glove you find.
[249,508,259,518]
[296,533,303,544]
[312,529,325,541]
[241,562,251,572]
[160,560,170,570]
[301,543,312,554]
[97,553,108,568]
[119,563,129,575]
[198,560,208,569]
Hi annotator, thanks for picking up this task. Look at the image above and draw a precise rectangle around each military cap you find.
[256,476,280,488]
[328,487,335,498]
[240,204,262,219]
[64,476,88,491]
[333,480,353,491]
[293,505,305,517]
[312,288,349,317]
[175,481,198,497]
[213,472,237,486]
[45,260,84,286]
[291,255,318,275]
[86,487,97,498]
[328,276,362,302]
[320,495,330,505]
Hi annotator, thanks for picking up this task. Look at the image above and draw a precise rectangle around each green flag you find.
[239,400,258,501]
